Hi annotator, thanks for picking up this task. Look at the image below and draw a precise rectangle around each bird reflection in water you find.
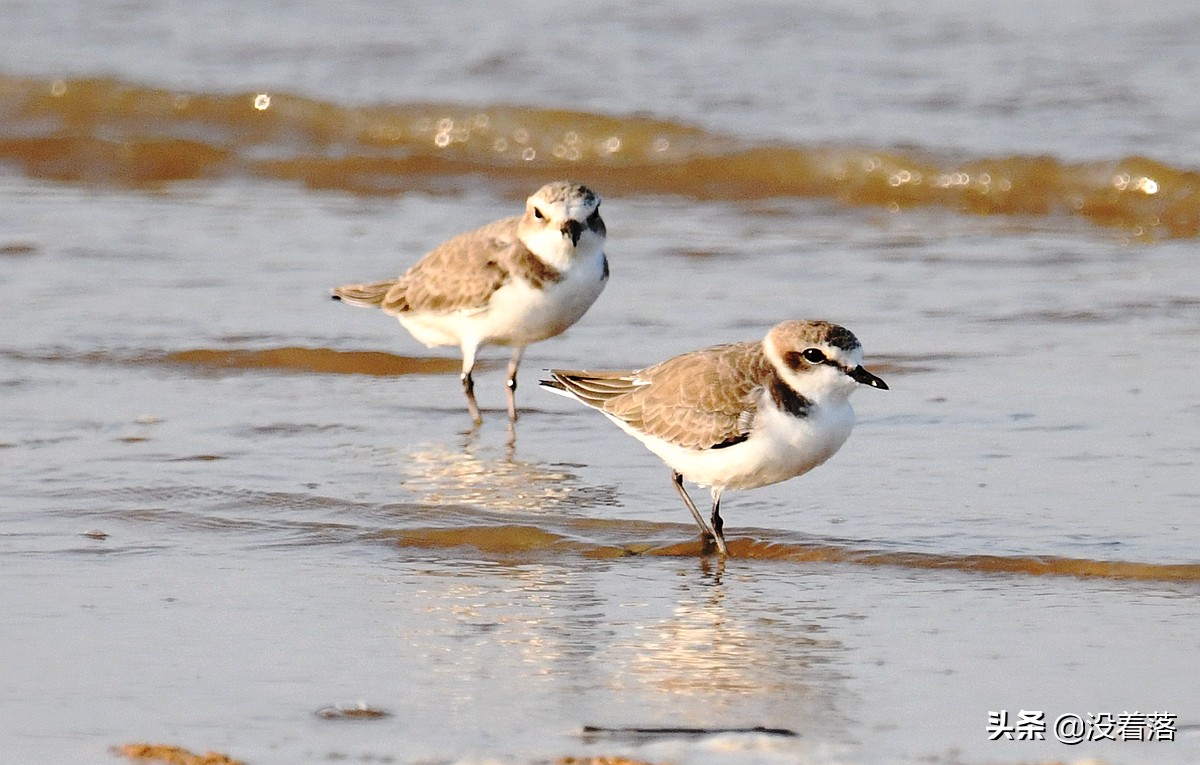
[396,433,618,516]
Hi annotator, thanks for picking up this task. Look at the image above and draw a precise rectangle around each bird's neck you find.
[526,229,605,272]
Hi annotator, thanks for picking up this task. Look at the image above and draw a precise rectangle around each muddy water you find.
[3,2,1200,764]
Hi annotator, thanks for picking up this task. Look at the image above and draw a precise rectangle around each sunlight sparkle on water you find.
[553,131,583,161]
[934,172,971,188]
[1113,173,1159,194]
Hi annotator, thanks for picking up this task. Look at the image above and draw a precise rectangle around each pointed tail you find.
[330,280,395,308]
[538,369,640,410]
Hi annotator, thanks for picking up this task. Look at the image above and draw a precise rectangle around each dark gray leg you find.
[461,345,482,426]
[709,487,729,556]
[672,471,715,545]
[505,346,525,422]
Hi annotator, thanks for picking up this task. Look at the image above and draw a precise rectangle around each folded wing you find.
[545,341,770,450]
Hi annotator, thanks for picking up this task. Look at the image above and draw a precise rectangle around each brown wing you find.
[379,216,521,315]
[551,341,771,450]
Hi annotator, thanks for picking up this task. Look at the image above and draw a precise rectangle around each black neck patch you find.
[770,374,812,419]
[510,245,564,289]
[586,207,606,238]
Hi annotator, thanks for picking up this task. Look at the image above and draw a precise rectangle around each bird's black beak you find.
[849,365,888,390]
[561,219,583,247]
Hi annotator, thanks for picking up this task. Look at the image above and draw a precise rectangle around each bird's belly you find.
[396,311,480,348]
[396,255,605,349]
[631,404,855,491]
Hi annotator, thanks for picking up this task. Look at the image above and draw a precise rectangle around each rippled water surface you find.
[2,2,1198,764]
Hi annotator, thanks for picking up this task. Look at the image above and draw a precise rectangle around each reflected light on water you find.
[934,172,969,188]
[398,442,617,514]
[553,130,583,161]
[631,591,763,695]
[613,570,845,725]
[3,74,1197,237]
[1112,172,1159,194]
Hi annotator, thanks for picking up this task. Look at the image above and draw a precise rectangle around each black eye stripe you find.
[785,348,828,370]
[784,348,850,374]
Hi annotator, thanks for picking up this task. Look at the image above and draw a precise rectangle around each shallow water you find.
[2,2,1199,764]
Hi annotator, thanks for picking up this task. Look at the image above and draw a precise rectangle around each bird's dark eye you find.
[802,348,826,363]
[533,207,545,220]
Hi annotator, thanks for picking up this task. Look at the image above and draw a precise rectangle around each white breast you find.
[397,247,607,350]
[482,250,607,346]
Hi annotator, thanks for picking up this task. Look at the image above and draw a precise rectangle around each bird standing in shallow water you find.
[540,320,888,556]
[332,181,609,425]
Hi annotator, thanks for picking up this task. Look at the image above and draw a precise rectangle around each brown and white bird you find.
[540,320,888,556]
[332,181,608,425]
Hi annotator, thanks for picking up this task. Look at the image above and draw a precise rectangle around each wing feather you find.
[545,369,642,411]
[330,279,395,307]
[376,216,520,315]
[548,342,772,450]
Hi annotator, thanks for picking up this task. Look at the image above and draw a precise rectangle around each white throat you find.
[522,226,605,272]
